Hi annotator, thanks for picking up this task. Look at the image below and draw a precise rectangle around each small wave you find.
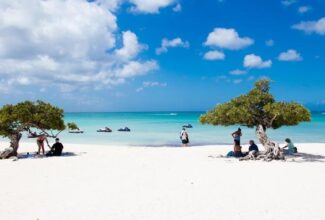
[322,113,325,115]
[152,113,178,116]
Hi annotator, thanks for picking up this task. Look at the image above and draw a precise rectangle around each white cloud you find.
[229,69,247,75]
[203,50,225,61]
[115,31,147,61]
[128,0,176,13]
[204,28,254,50]
[173,3,182,12]
[0,0,158,93]
[281,0,296,6]
[243,54,272,69]
[156,37,189,55]
[98,0,177,14]
[136,81,167,92]
[278,49,302,61]
[292,17,325,35]
[265,39,275,47]
[298,6,311,14]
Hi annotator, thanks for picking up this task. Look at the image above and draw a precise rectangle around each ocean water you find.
[16,111,325,146]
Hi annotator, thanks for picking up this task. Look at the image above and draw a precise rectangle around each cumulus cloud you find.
[292,17,325,35]
[136,81,167,92]
[156,37,189,55]
[229,69,247,75]
[278,49,302,61]
[204,28,254,50]
[281,0,296,6]
[243,54,272,69]
[128,0,177,13]
[203,50,225,61]
[0,0,158,94]
[115,31,147,61]
[298,6,312,14]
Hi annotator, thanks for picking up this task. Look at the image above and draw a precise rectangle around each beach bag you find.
[293,147,298,153]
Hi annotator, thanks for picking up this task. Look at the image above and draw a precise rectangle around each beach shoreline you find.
[1,142,325,220]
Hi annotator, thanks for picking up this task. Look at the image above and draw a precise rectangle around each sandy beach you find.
[1,142,325,220]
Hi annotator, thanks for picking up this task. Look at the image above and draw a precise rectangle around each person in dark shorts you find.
[46,138,64,156]
[180,128,189,147]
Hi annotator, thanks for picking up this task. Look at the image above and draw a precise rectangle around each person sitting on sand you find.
[243,140,259,157]
[231,128,242,145]
[46,138,64,157]
[227,143,244,158]
[282,138,297,155]
[180,128,189,147]
[36,134,50,155]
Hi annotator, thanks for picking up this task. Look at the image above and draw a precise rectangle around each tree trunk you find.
[255,125,274,151]
[255,125,284,161]
[0,133,22,159]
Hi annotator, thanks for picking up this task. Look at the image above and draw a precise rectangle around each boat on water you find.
[182,124,193,128]
[118,127,131,132]
[69,129,84,133]
[97,127,112,132]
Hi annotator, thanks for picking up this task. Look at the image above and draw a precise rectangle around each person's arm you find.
[231,132,236,137]
[282,144,288,149]
[45,137,50,148]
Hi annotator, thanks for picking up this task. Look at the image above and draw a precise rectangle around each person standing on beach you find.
[36,134,50,155]
[231,128,242,145]
[180,128,189,147]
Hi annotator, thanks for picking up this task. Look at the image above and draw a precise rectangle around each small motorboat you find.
[69,129,84,133]
[182,124,193,128]
[118,127,131,132]
[97,127,112,132]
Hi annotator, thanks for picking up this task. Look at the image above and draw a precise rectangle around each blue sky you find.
[0,0,324,111]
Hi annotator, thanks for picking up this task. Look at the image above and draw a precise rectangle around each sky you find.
[0,0,324,112]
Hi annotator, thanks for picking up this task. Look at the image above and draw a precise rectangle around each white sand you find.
[1,142,325,220]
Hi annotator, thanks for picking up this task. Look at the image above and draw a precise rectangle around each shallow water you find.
[11,111,325,146]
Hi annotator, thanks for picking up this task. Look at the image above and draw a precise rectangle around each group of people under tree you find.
[36,134,64,157]
[227,128,297,158]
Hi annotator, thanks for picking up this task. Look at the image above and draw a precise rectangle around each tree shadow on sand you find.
[17,152,86,160]
[286,152,325,163]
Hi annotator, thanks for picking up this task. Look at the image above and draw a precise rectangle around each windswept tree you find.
[200,79,311,159]
[67,122,79,130]
[0,100,65,159]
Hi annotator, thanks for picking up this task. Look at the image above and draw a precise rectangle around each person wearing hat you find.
[46,138,64,156]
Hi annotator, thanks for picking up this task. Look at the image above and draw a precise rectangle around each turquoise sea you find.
[16,111,325,146]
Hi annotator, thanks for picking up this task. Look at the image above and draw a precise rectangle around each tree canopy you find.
[0,100,65,137]
[67,122,79,130]
[200,79,311,130]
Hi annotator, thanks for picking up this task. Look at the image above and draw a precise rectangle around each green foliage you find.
[200,79,311,129]
[67,122,79,130]
[0,100,65,137]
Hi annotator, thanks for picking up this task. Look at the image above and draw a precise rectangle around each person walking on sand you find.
[180,128,189,147]
[231,128,242,145]
[36,134,50,156]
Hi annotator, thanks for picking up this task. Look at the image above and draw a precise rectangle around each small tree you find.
[200,80,311,159]
[67,122,79,130]
[0,100,65,159]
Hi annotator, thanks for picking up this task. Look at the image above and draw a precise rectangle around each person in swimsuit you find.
[231,128,242,145]
[180,128,189,147]
[36,134,50,155]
